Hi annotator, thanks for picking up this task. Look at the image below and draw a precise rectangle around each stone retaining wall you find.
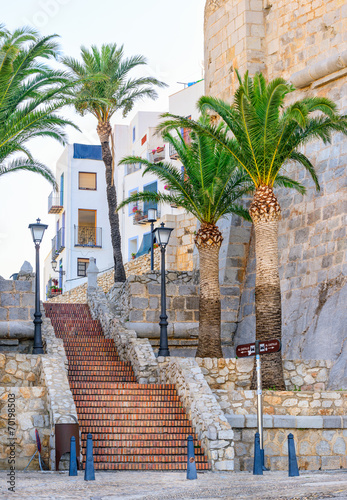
[196,358,334,391]
[217,389,346,417]
[0,353,40,386]
[233,423,347,472]
[0,279,35,342]
[109,272,237,344]
[41,310,79,470]
[0,386,50,470]
[158,357,235,471]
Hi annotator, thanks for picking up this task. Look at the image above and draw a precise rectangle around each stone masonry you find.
[204,0,347,388]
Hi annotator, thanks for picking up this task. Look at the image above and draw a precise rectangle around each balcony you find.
[74,225,102,247]
[48,191,64,214]
[133,203,160,225]
[169,143,179,160]
[149,146,165,163]
[51,227,65,260]
[46,278,62,299]
[125,163,141,175]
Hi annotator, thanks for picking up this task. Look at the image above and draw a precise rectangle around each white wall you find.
[114,82,204,263]
[44,144,114,294]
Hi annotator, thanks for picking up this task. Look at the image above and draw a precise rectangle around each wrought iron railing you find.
[48,191,63,214]
[51,227,65,259]
[125,163,142,175]
[169,143,179,160]
[149,146,165,163]
[74,225,102,247]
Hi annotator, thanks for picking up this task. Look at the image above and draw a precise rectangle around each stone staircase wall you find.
[0,278,35,351]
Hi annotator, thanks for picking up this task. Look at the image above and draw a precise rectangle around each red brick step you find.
[43,302,210,471]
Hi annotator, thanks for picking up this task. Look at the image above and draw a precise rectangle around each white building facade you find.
[44,80,204,295]
[44,143,113,296]
[114,80,204,262]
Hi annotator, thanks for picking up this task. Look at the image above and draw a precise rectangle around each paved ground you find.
[1,470,347,500]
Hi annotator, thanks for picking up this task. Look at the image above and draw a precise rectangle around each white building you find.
[114,80,204,261]
[44,143,113,296]
[44,80,204,296]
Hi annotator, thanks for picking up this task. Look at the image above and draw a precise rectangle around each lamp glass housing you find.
[28,219,48,244]
[154,223,173,247]
[51,260,57,271]
[147,208,158,222]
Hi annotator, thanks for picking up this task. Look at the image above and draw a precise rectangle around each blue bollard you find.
[84,433,95,481]
[288,433,299,477]
[69,436,78,476]
[253,432,263,475]
[187,435,197,480]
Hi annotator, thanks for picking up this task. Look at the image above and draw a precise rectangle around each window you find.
[132,126,136,143]
[128,188,139,215]
[77,258,91,277]
[79,172,97,190]
[77,209,97,246]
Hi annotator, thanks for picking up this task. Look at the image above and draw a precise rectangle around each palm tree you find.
[0,25,78,188]
[117,119,251,357]
[158,71,347,388]
[62,44,166,282]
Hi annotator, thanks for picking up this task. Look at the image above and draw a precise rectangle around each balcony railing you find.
[133,204,160,225]
[149,146,165,163]
[74,225,102,247]
[46,278,62,299]
[48,191,64,214]
[51,227,65,260]
[125,163,142,175]
[169,143,179,160]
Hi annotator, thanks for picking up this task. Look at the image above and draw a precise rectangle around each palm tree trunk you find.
[97,122,126,282]
[195,224,223,358]
[250,186,285,390]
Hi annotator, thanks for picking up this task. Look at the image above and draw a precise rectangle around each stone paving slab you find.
[1,470,347,500]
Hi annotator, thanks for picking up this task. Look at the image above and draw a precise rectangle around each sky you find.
[0,0,205,279]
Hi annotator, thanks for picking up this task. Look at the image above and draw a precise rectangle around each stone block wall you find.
[204,0,347,389]
[234,425,347,472]
[0,386,50,470]
[217,389,346,417]
[0,279,35,342]
[0,353,40,386]
[196,357,334,391]
[108,272,237,345]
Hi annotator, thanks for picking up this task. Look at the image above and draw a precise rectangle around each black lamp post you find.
[153,222,173,357]
[28,218,48,354]
[147,208,158,271]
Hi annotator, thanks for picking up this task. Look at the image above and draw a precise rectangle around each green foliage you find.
[62,44,167,122]
[0,25,79,187]
[158,71,347,192]
[117,115,252,225]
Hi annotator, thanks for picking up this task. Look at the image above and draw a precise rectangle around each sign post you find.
[236,338,281,471]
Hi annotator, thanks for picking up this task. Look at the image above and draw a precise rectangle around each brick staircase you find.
[44,303,209,471]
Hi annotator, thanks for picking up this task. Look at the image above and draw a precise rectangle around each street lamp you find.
[51,260,66,275]
[28,218,48,354]
[153,222,173,357]
[147,208,158,271]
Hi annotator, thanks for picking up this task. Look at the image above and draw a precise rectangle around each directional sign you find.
[236,339,281,358]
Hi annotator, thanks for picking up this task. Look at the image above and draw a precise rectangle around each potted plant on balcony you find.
[131,252,136,260]
[50,279,62,297]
